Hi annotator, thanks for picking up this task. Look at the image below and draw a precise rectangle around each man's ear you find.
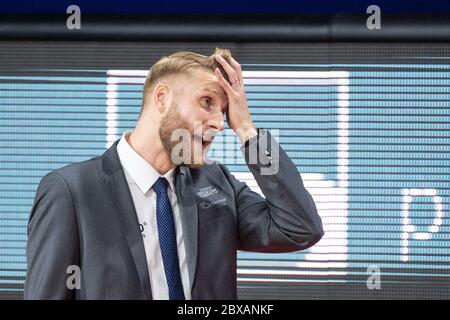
[154,83,168,113]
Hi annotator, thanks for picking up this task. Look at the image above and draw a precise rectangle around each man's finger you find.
[228,56,243,79]
[215,54,238,83]
[215,68,233,94]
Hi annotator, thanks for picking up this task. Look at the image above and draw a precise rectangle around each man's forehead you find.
[191,71,226,96]
[193,71,219,85]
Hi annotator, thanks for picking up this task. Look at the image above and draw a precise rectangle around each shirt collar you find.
[116,131,176,194]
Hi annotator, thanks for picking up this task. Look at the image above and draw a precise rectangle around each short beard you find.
[159,102,206,169]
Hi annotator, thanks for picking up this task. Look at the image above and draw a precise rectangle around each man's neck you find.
[127,130,176,176]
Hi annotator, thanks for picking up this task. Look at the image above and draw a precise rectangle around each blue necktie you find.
[152,177,185,300]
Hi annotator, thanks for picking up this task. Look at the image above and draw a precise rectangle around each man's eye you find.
[200,97,212,109]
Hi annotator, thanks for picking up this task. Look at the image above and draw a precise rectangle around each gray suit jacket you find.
[24,130,323,300]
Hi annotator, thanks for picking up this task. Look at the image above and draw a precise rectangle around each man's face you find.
[159,69,228,168]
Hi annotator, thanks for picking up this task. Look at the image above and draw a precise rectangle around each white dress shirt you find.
[116,131,191,300]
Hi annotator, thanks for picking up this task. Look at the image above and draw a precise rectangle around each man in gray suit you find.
[24,48,323,300]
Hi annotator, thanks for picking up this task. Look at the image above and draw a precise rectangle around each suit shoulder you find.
[41,155,102,187]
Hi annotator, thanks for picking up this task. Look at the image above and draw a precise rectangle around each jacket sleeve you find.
[219,129,324,253]
[24,171,80,300]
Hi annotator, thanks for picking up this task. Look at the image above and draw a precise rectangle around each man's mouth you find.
[194,135,213,148]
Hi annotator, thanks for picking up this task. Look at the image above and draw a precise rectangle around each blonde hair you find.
[142,48,232,108]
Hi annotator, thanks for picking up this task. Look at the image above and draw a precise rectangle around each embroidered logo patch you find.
[196,186,218,198]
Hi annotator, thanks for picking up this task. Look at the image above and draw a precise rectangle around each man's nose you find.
[207,113,225,132]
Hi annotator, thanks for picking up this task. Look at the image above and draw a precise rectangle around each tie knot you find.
[152,177,169,195]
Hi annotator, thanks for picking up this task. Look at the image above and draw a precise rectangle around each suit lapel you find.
[174,167,198,290]
[102,141,152,300]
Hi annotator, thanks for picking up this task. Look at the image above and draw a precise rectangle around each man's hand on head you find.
[214,54,258,144]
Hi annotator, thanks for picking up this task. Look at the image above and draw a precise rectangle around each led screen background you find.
[0,42,449,299]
